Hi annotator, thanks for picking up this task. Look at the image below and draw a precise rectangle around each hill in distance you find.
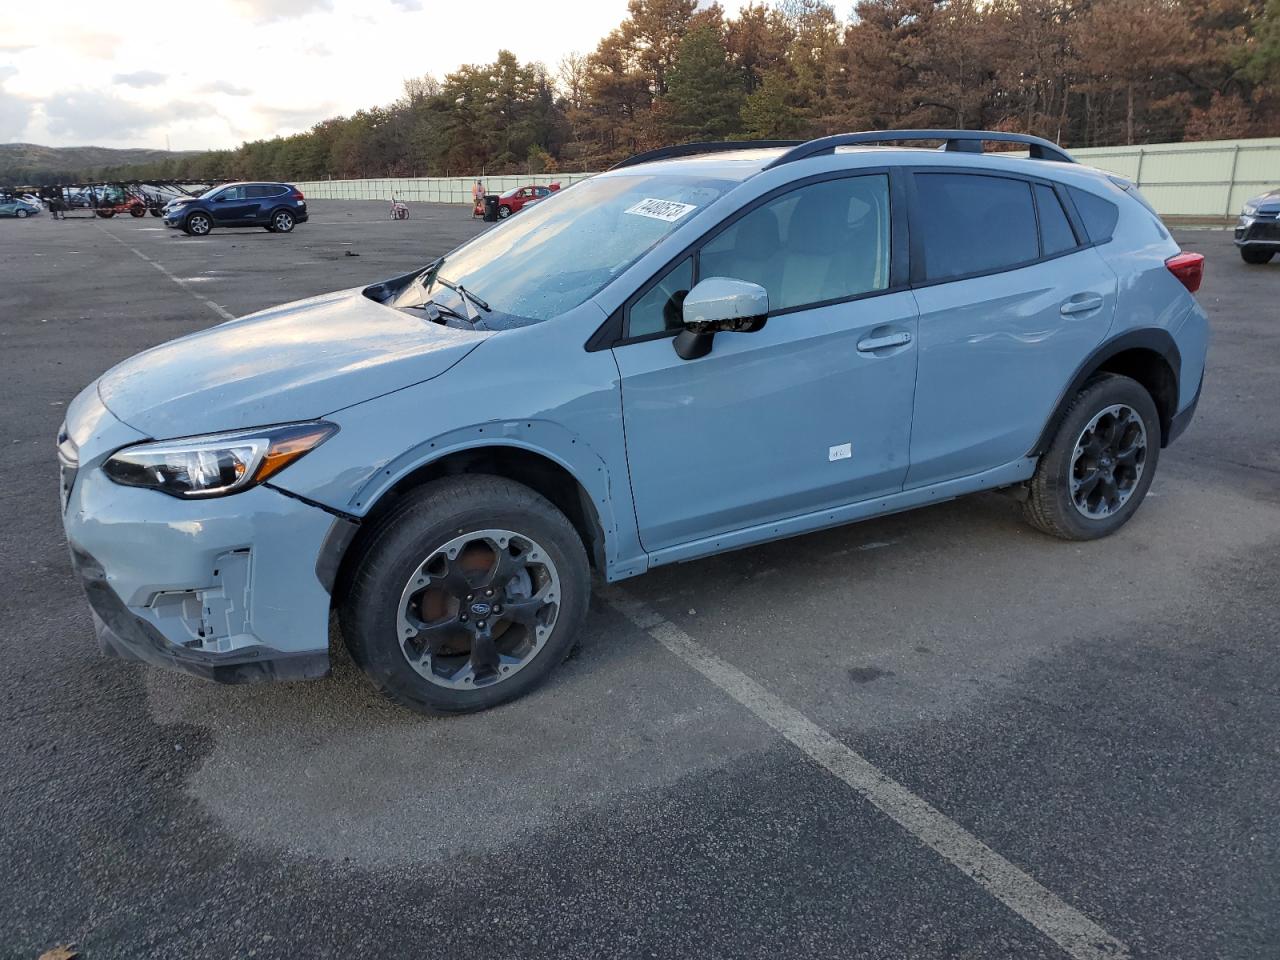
[0,142,202,183]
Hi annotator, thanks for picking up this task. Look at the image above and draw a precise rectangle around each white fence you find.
[296,136,1280,218]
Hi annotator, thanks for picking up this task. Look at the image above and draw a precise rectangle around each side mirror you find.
[675,277,769,360]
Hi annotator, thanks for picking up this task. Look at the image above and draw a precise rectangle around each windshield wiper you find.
[434,275,491,318]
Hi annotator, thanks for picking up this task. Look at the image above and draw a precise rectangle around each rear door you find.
[904,171,1117,487]
[613,171,920,556]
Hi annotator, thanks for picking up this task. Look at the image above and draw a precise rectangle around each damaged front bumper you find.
[62,413,340,683]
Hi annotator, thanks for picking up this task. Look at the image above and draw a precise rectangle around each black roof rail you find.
[762,130,1075,169]
[610,140,803,171]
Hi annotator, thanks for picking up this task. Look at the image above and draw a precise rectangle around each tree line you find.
[34,0,1280,184]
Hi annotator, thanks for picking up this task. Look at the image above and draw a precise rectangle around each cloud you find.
[0,42,33,53]
[257,103,336,132]
[232,0,333,21]
[0,71,33,140]
[43,90,191,142]
[390,0,422,9]
[113,70,168,88]
[202,80,252,96]
[66,29,121,59]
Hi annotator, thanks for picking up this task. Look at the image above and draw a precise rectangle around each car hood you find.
[1248,190,1280,213]
[97,287,487,438]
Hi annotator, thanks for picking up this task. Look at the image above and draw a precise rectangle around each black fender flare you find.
[1028,328,1181,456]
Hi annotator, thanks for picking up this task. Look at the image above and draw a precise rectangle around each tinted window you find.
[915,173,1038,281]
[214,186,244,201]
[1068,187,1119,244]
[699,174,890,313]
[1036,184,1078,256]
[629,257,694,337]
[246,185,270,198]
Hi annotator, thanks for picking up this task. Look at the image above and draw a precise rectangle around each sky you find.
[0,0,761,152]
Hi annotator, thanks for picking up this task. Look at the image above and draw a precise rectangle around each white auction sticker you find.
[624,198,698,223]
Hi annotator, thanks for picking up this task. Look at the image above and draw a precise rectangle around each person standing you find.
[472,178,485,218]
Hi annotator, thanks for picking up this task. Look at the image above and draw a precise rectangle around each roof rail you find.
[610,140,803,171]
[762,130,1074,169]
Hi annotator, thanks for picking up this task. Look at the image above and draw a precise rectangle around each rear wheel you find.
[270,209,294,233]
[184,212,212,236]
[1023,373,1160,541]
[1241,247,1275,265]
[15,209,27,219]
[96,209,115,219]
[340,475,590,714]
[149,208,162,217]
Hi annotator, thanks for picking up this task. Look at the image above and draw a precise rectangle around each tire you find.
[269,209,294,233]
[96,209,115,219]
[1241,247,1274,265]
[498,205,512,219]
[15,209,27,219]
[149,208,161,217]
[340,475,591,714]
[129,205,146,218]
[184,212,212,236]
[1023,373,1161,541]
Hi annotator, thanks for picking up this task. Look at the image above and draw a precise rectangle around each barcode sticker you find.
[624,198,698,223]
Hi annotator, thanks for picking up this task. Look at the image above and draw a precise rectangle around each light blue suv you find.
[59,130,1209,714]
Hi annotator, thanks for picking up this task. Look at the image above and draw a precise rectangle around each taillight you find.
[291,189,304,200]
[1165,252,1204,294]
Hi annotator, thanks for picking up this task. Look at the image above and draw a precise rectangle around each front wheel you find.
[129,205,146,218]
[15,209,27,219]
[340,475,590,714]
[1241,247,1275,265]
[498,205,511,219]
[184,212,212,236]
[1023,373,1161,541]
[270,209,294,233]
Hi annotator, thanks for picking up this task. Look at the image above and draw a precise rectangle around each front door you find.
[613,173,919,555]
[210,185,254,224]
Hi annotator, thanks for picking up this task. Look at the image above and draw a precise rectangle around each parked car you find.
[60,130,1208,714]
[20,193,45,210]
[163,181,308,236]
[495,182,559,218]
[1235,188,1280,264]
[0,199,40,218]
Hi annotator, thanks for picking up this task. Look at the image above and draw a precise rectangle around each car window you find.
[628,257,694,337]
[1068,187,1120,244]
[246,185,275,199]
[915,173,1039,281]
[698,174,891,314]
[215,186,244,201]
[1036,184,1078,256]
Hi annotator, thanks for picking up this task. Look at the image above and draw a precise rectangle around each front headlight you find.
[1242,203,1258,217]
[103,421,337,498]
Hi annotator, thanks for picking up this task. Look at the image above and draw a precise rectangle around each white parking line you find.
[603,588,1130,960]
[96,224,235,321]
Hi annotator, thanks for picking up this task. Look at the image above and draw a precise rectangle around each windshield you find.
[411,173,732,325]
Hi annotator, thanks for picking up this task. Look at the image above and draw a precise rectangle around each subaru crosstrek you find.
[60,130,1209,714]
[163,181,307,236]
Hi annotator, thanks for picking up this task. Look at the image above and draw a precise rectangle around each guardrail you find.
[296,137,1279,218]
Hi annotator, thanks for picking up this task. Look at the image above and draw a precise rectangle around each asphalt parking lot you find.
[1,201,1277,960]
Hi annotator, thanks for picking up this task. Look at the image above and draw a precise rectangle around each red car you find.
[490,182,560,219]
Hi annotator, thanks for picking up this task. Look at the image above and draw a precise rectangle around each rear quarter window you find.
[1068,187,1119,244]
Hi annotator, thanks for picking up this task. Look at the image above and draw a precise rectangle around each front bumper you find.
[1234,214,1280,247]
[62,458,339,684]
